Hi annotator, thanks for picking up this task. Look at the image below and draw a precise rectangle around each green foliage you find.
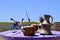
[0,22,13,32]
[30,21,39,24]
[0,22,54,32]
[0,22,39,32]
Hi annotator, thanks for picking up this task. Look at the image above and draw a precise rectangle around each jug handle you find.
[50,16,53,24]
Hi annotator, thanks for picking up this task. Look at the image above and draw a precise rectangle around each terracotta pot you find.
[31,24,38,31]
[22,26,35,36]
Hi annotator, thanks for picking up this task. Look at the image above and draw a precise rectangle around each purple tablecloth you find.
[0,30,60,40]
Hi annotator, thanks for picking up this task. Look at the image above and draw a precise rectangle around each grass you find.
[0,22,54,32]
[0,22,39,32]
[0,22,13,32]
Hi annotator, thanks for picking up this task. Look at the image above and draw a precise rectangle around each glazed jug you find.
[39,15,53,35]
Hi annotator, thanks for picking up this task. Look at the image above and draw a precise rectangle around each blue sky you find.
[0,0,60,22]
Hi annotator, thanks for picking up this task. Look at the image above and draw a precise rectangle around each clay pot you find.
[31,24,38,31]
[22,26,35,36]
[22,24,39,36]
